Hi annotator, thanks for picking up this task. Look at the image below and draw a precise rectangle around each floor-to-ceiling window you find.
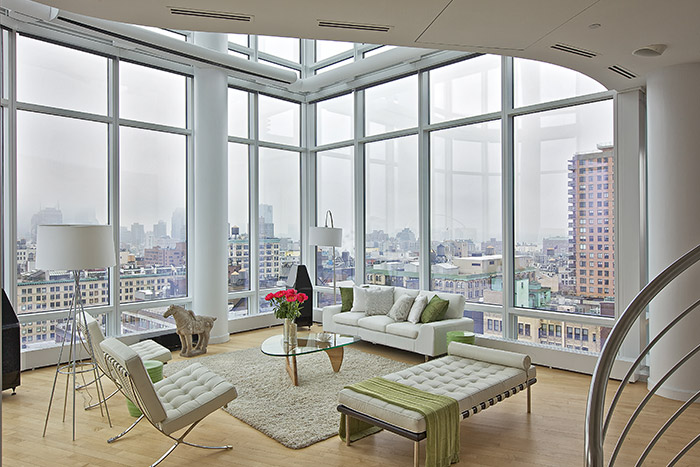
[7,32,191,354]
[2,21,621,360]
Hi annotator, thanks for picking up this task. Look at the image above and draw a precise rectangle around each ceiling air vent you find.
[168,7,253,22]
[608,65,637,79]
[317,20,392,33]
[551,43,597,58]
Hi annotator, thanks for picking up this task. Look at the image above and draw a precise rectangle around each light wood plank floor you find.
[2,325,698,466]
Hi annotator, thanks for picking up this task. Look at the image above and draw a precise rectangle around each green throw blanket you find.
[339,377,460,467]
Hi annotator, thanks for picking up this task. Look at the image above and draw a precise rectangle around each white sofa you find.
[322,285,473,357]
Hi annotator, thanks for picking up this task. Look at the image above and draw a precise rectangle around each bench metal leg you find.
[414,440,420,467]
[345,414,351,446]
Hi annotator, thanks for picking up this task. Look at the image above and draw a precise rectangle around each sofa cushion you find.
[333,311,366,327]
[365,287,395,315]
[350,285,374,312]
[340,287,353,312]
[425,291,465,320]
[420,295,449,323]
[407,294,428,324]
[387,295,414,321]
[393,287,420,304]
[385,322,422,339]
[357,315,396,333]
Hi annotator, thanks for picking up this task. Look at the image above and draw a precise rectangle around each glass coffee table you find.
[260,331,361,386]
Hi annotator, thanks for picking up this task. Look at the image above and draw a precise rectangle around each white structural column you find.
[646,63,700,400]
[192,32,229,344]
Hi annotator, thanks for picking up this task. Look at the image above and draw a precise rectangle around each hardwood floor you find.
[2,325,698,466]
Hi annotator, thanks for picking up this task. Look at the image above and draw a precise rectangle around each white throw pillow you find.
[350,285,373,312]
[407,294,428,324]
[387,295,415,322]
[365,287,395,316]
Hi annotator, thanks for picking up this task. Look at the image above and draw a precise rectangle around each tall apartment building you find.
[568,144,615,300]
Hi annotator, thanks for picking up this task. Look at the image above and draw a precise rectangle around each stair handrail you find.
[585,243,700,466]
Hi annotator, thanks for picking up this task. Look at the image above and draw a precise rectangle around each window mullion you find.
[109,57,120,338]
[501,55,516,340]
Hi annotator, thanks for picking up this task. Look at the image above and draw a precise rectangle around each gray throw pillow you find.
[387,294,415,322]
[364,287,395,316]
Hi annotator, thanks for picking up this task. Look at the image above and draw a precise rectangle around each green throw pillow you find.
[340,287,353,312]
[420,295,449,323]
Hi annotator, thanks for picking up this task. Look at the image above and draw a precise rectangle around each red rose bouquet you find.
[264,288,308,320]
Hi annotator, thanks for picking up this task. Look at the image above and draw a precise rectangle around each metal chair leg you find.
[107,414,144,443]
[414,440,420,467]
[527,381,532,414]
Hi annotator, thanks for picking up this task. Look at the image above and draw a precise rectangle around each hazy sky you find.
[14,34,613,247]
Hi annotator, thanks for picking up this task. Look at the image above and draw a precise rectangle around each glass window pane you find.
[430,121,502,305]
[365,136,419,289]
[316,94,353,146]
[228,297,249,319]
[21,314,106,352]
[2,29,8,99]
[228,34,248,47]
[430,55,501,124]
[17,35,108,115]
[258,36,300,63]
[16,111,109,314]
[121,305,177,334]
[228,143,249,291]
[317,147,355,289]
[228,88,249,138]
[516,316,610,353]
[258,94,300,146]
[316,40,354,62]
[365,75,418,137]
[258,148,300,288]
[120,61,186,128]
[515,100,614,314]
[120,127,187,303]
[514,58,607,108]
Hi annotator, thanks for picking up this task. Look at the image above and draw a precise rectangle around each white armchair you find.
[100,337,237,466]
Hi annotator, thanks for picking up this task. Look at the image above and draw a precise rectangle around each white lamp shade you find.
[308,226,342,248]
[36,225,116,270]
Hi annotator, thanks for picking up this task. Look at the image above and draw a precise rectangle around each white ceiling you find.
[32,0,700,91]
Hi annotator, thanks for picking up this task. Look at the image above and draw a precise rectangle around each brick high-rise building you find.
[568,144,615,300]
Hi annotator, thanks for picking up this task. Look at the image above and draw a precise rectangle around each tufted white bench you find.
[338,342,536,467]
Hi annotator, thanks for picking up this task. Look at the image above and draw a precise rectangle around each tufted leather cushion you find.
[333,311,366,326]
[385,321,422,339]
[357,315,396,333]
[83,313,109,375]
[129,340,172,364]
[338,355,535,433]
[155,363,237,435]
[101,338,168,424]
[448,342,531,370]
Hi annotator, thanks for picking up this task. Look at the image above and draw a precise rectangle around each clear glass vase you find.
[283,318,297,346]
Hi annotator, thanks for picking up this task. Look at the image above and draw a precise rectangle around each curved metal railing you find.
[585,244,700,466]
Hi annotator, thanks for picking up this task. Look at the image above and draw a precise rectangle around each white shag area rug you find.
[163,346,409,449]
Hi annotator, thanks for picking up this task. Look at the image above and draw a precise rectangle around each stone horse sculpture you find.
[164,305,217,357]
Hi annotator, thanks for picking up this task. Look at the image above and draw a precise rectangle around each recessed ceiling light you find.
[633,44,667,57]
[588,23,602,29]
